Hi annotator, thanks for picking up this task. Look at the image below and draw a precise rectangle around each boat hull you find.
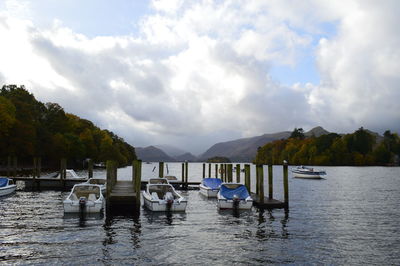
[292,172,324,179]
[199,184,219,198]
[217,198,253,210]
[0,185,16,196]
[142,193,187,212]
[63,201,104,213]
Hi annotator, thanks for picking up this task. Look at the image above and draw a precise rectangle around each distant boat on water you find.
[291,166,326,179]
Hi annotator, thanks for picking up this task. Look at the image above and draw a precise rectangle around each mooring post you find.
[133,160,142,203]
[283,161,289,206]
[37,157,41,179]
[236,164,240,183]
[219,164,223,180]
[12,156,17,178]
[256,164,259,195]
[268,164,273,199]
[60,158,67,189]
[227,164,233,182]
[257,165,264,203]
[33,157,37,182]
[202,163,205,179]
[185,161,189,189]
[6,156,11,178]
[215,164,218,178]
[208,163,211,177]
[159,162,164,178]
[88,159,93,179]
[181,162,184,184]
[106,160,113,198]
[244,164,250,193]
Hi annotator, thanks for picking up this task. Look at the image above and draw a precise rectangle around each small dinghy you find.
[291,165,326,179]
[142,182,187,212]
[199,178,222,198]
[217,183,253,210]
[63,184,104,213]
[0,178,16,197]
[85,178,107,194]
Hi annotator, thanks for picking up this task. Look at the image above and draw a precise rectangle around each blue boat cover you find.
[0,178,8,187]
[220,184,250,200]
[202,178,222,189]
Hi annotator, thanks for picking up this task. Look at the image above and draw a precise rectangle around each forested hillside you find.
[255,128,400,166]
[0,85,136,168]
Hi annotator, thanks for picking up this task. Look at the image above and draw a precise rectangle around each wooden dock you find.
[10,176,88,190]
[108,181,137,206]
[251,193,288,209]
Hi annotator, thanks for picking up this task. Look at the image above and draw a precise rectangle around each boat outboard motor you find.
[79,197,87,213]
[232,194,240,210]
[165,192,174,211]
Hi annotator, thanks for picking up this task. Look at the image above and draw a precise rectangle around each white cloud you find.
[0,0,399,154]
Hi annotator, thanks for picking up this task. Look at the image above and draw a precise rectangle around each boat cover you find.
[0,178,8,187]
[203,178,222,189]
[220,184,250,200]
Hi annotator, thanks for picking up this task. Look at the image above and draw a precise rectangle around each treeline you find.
[254,127,400,166]
[0,85,136,168]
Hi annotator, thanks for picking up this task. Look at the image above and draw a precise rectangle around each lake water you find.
[1,163,399,265]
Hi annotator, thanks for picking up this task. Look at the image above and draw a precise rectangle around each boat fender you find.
[79,197,87,212]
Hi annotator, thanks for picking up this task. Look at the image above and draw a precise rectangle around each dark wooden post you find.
[185,161,189,188]
[283,161,289,205]
[12,156,17,178]
[215,164,218,178]
[106,160,113,198]
[37,157,41,179]
[60,158,67,189]
[227,164,233,182]
[257,165,264,203]
[88,159,93,179]
[236,164,240,183]
[256,164,259,195]
[244,164,250,193]
[208,163,211,177]
[202,163,205,179]
[133,160,142,203]
[181,163,184,184]
[268,164,273,199]
[6,156,11,178]
[33,157,37,182]
[159,162,164,178]
[219,164,223,180]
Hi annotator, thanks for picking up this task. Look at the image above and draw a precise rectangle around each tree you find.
[290,128,305,140]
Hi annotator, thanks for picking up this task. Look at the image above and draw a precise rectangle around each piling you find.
[227,164,233,182]
[181,163,184,184]
[159,162,164,178]
[257,165,264,203]
[202,163,205,179]
[106,160,117,198]
[215,164,218,178]
[12,156,17,178]
[60,158,67,189]
[220,164,223,180]
[244,164,250,192]
[236,164,240,183]
[88,159,93,179]
[6,156,11,178]
[283,162,289,205]
[208,163,211,177]
[256,164,259,195]
[268,164,273,199]
[185,161,189,189]
[133,160,142,204]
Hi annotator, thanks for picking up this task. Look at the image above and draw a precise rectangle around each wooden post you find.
[202,163,205,179]
[106,160,113,198]
[208,163,211,178]
[256,164,259,195]
[215,164,218,178]
[181,163,184,184]
[88,159,93,179]
[244,164,250,193]
[185,161,189,188]
[268,164,273,199]
[283,162,289,205]
[227,164,233,182]
[133,160,142,202]
[33,157,37,181]
[219,164,223,180]
[236,164,240,183]
[60,158,66,189]
[12,156,17,178]
[159,162,164,178]
[37,157,41,178]
[257,165,264,203]
[6,156,11,178]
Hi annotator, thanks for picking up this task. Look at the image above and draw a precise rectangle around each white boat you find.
[0,178,16,197]
[142,182,187,212]
[54,169,86,180]
[63,184,104,213]
[199,178,222,198]
[217,183,253,210]
[291,165,326,179]
[163,175,180,188]
[148,178,169,184]
[85,178,107,194]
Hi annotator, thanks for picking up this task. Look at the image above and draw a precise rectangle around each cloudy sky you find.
[1,0,399,154]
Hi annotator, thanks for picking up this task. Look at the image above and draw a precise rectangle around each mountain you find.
[174,152,197,162]
[135,146,176,162]
[155,144,187,157]
[200,127,330,162]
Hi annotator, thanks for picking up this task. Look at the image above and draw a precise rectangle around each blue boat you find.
[217,183,253,209]
[0,178,16,197]
[199,178,222,197]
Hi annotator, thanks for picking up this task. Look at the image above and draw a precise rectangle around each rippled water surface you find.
[1,164,400,265]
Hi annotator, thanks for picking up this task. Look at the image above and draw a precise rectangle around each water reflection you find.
[142,208,187,225]
[255,209,289,240]
[63,212,104,227]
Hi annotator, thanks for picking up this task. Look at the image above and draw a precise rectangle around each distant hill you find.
[200,126,330,162]
[174,152,197,162]
[136,146,176,162]
[155,144,187,157]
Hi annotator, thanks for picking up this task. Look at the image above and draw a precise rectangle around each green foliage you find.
[206,156,231,163]
[0,84,136,167]
[290,128,305,139]
[255,128,400,166]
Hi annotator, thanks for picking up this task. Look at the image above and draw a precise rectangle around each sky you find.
[0,0,399,155]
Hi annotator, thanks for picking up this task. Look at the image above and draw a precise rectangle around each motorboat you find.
[217,183,253,210]
[148,178,169,184]
[199,178,222,198]
[85,178,107,194]
[63,184,104,213]
[0,178,16,197]
[142,183,187,212]
[291,165,326,179]
[163,175,180,188]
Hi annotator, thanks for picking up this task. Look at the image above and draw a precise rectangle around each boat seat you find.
[70,193,78,201]
[151,192,159,200]
[88,193,97,201]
